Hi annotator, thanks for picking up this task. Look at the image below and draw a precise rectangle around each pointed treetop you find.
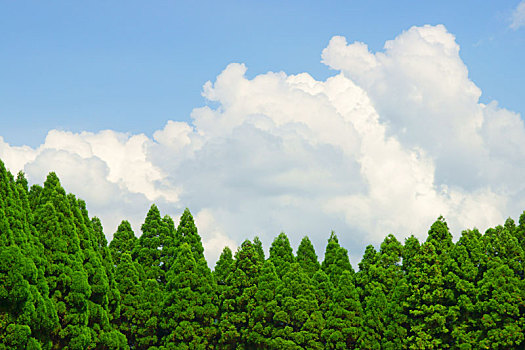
[214,246,234,285]
[358,244,378,273]
[16,171,28,193]
[42,172,66,197]
[379,234,403,266]
[177,208,205,263]
[269,232,295,278]
[296,236,320,277]
[322,231,354,284]
[426,216,453,255]
[141,204,162,235]
[109,220,137,265]
[253,236,265,263]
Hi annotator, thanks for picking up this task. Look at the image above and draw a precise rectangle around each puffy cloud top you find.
[1,25,524,264]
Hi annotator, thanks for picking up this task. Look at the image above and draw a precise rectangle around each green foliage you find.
[218,240,260,349]
[109,220,137,265]
[296,236,320,278]
[3,159,525,349]
[322,232,354,286]
[269,233,295,279]
[161,243,218,348]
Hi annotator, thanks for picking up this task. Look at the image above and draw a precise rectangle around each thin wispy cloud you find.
[510,0,525,29]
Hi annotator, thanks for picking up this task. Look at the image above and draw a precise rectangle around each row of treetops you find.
[1,158,525,349]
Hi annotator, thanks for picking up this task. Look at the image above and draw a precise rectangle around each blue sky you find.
[1,1,525,263]
[1,1,523,147]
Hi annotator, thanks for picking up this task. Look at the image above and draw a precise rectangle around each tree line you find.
[1,159,524,349]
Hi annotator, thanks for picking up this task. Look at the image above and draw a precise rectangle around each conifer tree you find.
[377,234,407,349]
[322,270,363,349]
[0,164,58,348]
[134,204,167,283]
[218,240,260,349]
[114,252,142,348]
[68,195,127,349]
[476,225,525,348]
[321,232,354,286]
[311,269,333,315]
[109,220,137,265]
[33,173,93,349]
[273,262,323,349]
[405,240,451,349]
[296,236,320,278]
[250,260,279,348]
[253,236,265,264]
[161,243,218,348]
[447,228,484,347]
[268,233,295,279]
[214,246,235,289]
[92,217,122,327]
[177,208,206,267]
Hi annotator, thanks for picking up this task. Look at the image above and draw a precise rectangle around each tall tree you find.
[218,240,260,349]
[405,240,452,349]
[476,225,525,348]
[250,260,279,348]
[296,236,320,278]
[161,243,218,348]
[134,204,167,283]
[214,246,235,291]
[253,236,265,265]
[177,208,205,267]
[33,173,92,349]
[268,233,295,279]
[322,270,363,349]
[113,252,142,348]
[109,220,137,266]
[321,232,354,286]
[272,262,323,349]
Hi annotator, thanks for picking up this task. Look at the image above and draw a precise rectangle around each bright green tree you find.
[321,232,354,286]
[272,262,323,349]
[476,225,525,348]
[322,270,363,349]
[296,236,320,278]
[109,220,137,266]
[161,243,218,348]
[33,173,93,349]
[268,233,295,279]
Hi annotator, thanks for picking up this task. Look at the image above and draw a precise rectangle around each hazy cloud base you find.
[2,25,524,265]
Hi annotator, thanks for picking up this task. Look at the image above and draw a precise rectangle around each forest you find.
[1,157,525,349]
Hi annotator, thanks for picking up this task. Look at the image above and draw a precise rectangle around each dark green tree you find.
[218,240,260,349]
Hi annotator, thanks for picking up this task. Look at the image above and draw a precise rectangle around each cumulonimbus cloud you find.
[1,25,523,264]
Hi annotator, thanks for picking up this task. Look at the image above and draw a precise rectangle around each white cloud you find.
[1,24,524,265]
[510,1,525,30]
